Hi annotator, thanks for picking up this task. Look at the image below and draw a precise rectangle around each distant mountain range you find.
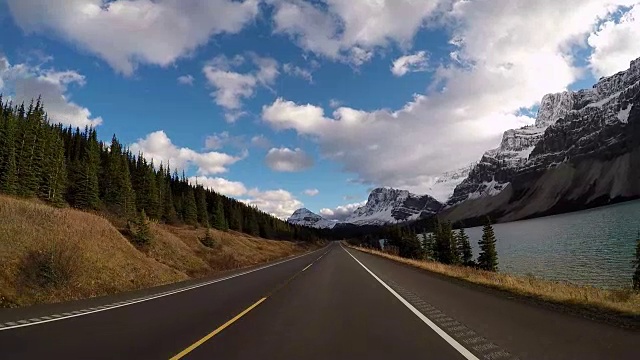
[289,56,640,229]
[288,187,442,228]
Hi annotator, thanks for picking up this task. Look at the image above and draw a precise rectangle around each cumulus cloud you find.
[189,175,303,219]
[269,0,442,65]
[588,4,640,77]
[204,131,272,151]
[391,51,429,77]
[320,201,366,221]
[6,0,260,75]
[283,63,313,83]
[263,1,637,194]
[240,189,304,219]
[178,74,194,86]
[0,56,102,128]
[203,54,279,121]
[265,147,314,172]
[188,176,248,197]
[250,134,272,149]
[130,130,246,175]
[303,188,319,196]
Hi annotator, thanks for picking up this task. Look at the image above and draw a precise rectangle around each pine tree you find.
[244,212,259,236]
[72,130,100,209]
[399,230,422,259]
[129,209,153,246]
[182,187,198,226]
[422,233,435,260]
[212,197,228,231]
[434,219,455,264]
[194,186,209,227]
[102,135,135,216]
[38,130,67,205]
[0,114,18,195]
[478,218,498,272]
[162,181,178,224]
[633,232,640,291]
[456,228,473,266]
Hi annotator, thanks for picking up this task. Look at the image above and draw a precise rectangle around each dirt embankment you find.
[0,195,313,308]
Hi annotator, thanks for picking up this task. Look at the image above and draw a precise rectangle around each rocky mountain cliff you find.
[443,57,640,224]
[288,187,443,228]
[346,188,443,225]
[287,208,338,229]
[448,92,575,206]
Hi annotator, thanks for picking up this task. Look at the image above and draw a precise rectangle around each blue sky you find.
[1,0,639,219]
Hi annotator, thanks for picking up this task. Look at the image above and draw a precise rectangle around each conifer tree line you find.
[424,217,498,271]
[354,216,498,272]
[0,97,319,242]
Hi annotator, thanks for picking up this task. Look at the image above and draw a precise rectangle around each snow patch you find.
[618,104,632,123]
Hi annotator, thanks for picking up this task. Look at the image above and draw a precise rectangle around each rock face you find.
[287,208,337,229]
[448,91,575,206]
[346,187,443,225]
[443,57,640,224]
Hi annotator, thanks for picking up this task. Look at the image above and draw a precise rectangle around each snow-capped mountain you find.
[447,92,573,206]
[287,208,338,229]
[426,165,474,203]
[443,57,640,224]
[288,187,443,228]
[345,187,442,225]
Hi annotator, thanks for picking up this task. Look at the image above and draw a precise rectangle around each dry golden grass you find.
[350,245,640,317]
[159,225,311,272]
[0,196,186,307]
[0,195,312,307]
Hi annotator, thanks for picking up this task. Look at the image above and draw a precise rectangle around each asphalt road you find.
[0,242,638,359]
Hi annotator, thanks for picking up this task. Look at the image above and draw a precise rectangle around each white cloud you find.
[205,131,271,150]
[188,175,303,219]
[329,99,342,108]
[250,134,272,149]
[283,63,313,83]
[269,0,443,66]
[178,74,194,86]
[265,147,314,172]
[240,189,304,219]
[303,188,319,196]
[0,56,102,128]
[588,4,640,77]
[320,201,366,221]
[7,0,260,75]
[130,130,245,175]
[262,0,636,194]
[203,54,279,121]
[391,51,429,77]
[189,176,248,197]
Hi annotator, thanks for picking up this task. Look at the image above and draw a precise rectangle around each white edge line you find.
[341,244,479,360]
[0,246,328,331]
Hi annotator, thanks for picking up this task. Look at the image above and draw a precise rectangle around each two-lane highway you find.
[1,242,638,359]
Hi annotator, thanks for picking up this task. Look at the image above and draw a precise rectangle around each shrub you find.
[200,228,216,248]
[127,210,153,247]
[18,241,79,289]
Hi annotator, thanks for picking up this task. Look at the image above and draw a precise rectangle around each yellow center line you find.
[169,297,267,360]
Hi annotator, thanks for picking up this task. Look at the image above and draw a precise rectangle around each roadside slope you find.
[0,195,310,308]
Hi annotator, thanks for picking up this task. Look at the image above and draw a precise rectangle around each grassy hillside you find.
[0,196,312,308]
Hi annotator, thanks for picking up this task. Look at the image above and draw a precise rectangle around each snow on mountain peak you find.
[346,187,442,225]
[287,208,337,229]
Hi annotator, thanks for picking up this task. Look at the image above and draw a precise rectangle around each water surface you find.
[460,200,640,288]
